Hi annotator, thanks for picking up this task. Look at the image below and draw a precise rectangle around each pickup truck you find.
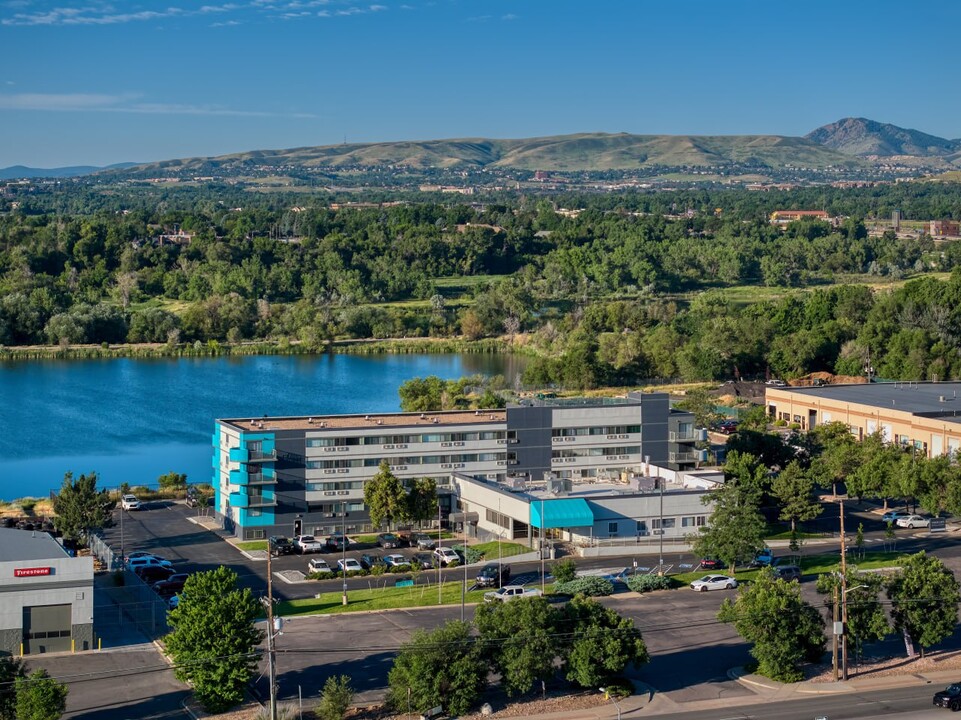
[484,585,543,602]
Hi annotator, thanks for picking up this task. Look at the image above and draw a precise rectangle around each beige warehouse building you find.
[765,382,961,457]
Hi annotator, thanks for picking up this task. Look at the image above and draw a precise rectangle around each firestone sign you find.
[14,567,52,578]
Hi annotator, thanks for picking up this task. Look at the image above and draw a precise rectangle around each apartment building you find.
[212,392,699,540]
[766,381,961,457]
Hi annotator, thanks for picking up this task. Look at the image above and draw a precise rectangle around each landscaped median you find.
[276,581,492,616]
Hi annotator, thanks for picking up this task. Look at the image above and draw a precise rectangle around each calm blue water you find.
[0,353,525,500]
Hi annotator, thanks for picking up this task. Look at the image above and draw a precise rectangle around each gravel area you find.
[807,648,961,683]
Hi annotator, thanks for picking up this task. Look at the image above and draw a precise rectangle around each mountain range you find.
[2,119,960,179]
[0,162,139,181]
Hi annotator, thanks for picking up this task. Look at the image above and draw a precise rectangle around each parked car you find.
[484,585,542,602]
[476,563,511,588]
[121,494,142,511]
[716,420,739,434]
[433,547,460,566]
[153,573,190,597]
[376,533,401,549]
[413,533,436,550]
[360,553,385,570]
[411,553,434,570]
[268,536,295,557]
[136,565,175,584]
[125,551,158,563]
[185,488,210,508]
[127,555,172,572]
[294,535,324,554]
[773,565,802,582]
[934,683,961,710]
[307,558,331,574]
[690,575,738,592]
[765,379,787,387]
[750,548,775,567]
[882,510,908,524]
[896,515,930,529]
[168,595,180,610]
[384,554,410,569]
[699,558,723,570]
[337,558,362,573]
[326,534,349,551]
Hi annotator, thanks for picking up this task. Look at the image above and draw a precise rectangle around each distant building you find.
[892,209,901,231]
[930,220,960,237]
[770,210,831,224]
[534,171,550,181]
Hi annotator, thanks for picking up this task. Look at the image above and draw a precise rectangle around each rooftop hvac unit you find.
[547,477,572,496]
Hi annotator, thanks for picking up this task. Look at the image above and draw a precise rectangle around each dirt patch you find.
[806,648,961,683]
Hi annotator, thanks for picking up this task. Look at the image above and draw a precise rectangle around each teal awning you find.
[530,498,594,529]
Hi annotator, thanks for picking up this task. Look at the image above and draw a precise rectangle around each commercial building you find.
[0,528,94,655]
[212,392,701,541]
[769,210,831,224]
[765,381,961,457]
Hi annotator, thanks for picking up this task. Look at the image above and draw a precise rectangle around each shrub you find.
[552,577,614,597]
[316,675,353,720]
[452,545,483,564]
[18,499,36,516]
[552,558,577,583]
[626,574,677,593]
[254,702,299,720]
[307,571,336,581]
[600,677,634,698]
[370,564,387,575]
[774,419,787,427]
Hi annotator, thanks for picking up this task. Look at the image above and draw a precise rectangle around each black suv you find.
[268,536,294,557]
[376,533,400,549]
[476,563,511,588]
[934,683,961,710]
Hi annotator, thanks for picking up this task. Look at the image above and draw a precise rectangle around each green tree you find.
[158,471,187,490]
[0,656,24,720]
[561,596,649,688]
[552,557,577,583]
[398,376,446,412]
[771,461,823,532]
[816,571,889,665]
[404,477,438,525]
[52,471,114,544]
[887,551,961,658]
[316,675,353,720]
[364,461,407,530]
[691,452,767,573]
[164,566,264,712]
[475,595,562,696]
[15,669,67,720]
[387,621,486,717]
[675,387,721,430]
[718,568,826,681]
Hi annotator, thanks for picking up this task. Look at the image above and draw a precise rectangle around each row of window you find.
[551,446,641,459]
[606,515,706,535]
[551,425,641,437]
[305,481,364,492]
[306,453,507,470]
[306,430,512,447]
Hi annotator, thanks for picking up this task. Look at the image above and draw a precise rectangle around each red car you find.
[699,558,723,570]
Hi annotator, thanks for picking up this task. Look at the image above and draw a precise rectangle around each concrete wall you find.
[0,555,94,655]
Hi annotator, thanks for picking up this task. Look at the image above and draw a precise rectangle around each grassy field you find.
[468,541,532,559]
[277,579,490,616]
[672,550,906,585]
[236,540,267,552]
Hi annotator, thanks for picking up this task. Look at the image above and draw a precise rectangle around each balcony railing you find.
[247,450,277,463]
[669,451,697,464]
[669,430,698,442]
[229,491,277,509]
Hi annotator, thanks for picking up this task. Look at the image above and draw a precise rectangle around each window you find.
[651,518,676,530]
[608,522,618,536]
[244,529,266,540]
[636,520,648,535]
[681,516,705,528]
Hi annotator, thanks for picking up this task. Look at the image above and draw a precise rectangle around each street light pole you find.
[341,501,348,606]
[840,499,848,681]
[266,547,277,720]
[540,497,546,594]
[461,517,468,622]
[599,688,621,720]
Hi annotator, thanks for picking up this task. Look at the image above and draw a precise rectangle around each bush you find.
[254,702,299,720]
[316,675,353,720]
[158,472,187,490]
[600,677,634,699]
[18,499,36,516]
[774,419,787,427]
[307,571,336,581]
[452,545,483,564]
[626,574,677,593]
[552,558,577,583]
[552,577,614,597]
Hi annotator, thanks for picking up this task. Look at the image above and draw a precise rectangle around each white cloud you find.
[501,13,516,20]
[0,92,318,118]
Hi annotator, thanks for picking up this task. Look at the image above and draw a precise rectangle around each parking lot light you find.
[598,688,621,720]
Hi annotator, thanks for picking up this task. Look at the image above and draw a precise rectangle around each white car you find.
[294,535,324,554]
[384,554,410,569]
[433,547,460,566]
[690,575,737,592]
[896,515,930,529]
[121,494,142,511]
[337,558,362,572]
[127,555,173,571]
[307,558,331,573]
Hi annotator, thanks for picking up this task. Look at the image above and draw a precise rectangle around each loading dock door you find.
[23,604,72,654]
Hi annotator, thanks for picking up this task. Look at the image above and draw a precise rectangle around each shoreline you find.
[0,336,520,362]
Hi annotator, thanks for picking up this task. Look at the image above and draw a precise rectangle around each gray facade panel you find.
[507,405,553,479]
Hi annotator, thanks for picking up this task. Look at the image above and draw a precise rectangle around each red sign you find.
[14,567,52,578]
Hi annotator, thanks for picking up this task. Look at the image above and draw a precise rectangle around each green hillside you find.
[120,131,865,174]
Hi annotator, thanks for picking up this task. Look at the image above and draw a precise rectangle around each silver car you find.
[690,575,737,592]
[895,514,930,529]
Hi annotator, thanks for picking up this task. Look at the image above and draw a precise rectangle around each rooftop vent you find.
[307,417,313,424]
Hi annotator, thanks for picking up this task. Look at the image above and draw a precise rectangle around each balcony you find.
[669,430,698,442]
[669,451,697,464]
[229,468,277,486]
[229,447,277,464]
[229,491,277,509]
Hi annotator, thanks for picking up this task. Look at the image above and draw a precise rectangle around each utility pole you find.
[437,499,442,606]
[266,547,277,720]
[540,497,546,594]
[461,517,468,622]
[342,502,348,606]
[832,582,839,681]
[839,498,850,681]
[658,475,664,573]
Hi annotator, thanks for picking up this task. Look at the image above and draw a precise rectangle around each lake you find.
[0,353,525,501]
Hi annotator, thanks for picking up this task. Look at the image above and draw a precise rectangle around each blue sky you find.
[3,0,960,167]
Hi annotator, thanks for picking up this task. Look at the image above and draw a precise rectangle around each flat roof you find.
[221,409,508,433]
[0,528,69,562]
[769,382,961,417]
